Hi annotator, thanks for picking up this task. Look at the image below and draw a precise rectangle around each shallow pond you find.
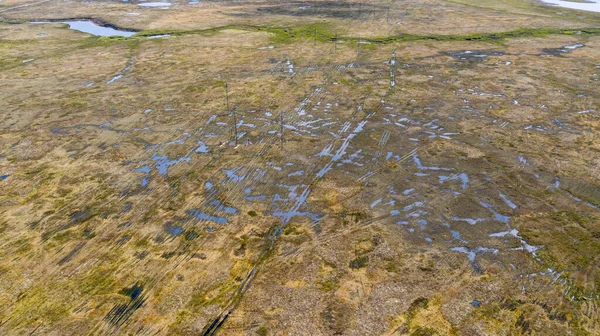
[32,20,136,37]
[540,0,600,13]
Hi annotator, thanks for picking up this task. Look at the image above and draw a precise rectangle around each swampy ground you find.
[1,0,600,335]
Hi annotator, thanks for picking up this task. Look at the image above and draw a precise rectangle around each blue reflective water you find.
[187,209,228,224]
[32,20,136,37]
[541,0,600,13]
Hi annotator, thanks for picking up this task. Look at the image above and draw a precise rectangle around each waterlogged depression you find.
[110,61,550,279]
[43,50,597,291]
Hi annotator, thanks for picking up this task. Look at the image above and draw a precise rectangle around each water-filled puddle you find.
[138,2,172,7]
[147,34,171,39]
[444,50,505,62]
[165,223,183,236]
[134,165,151,187]
[187,209,228,224]
[542,44,585,56]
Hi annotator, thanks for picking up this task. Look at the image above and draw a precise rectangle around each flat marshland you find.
[1,0,600,334]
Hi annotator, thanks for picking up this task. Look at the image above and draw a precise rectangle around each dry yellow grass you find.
[1,0,600,335]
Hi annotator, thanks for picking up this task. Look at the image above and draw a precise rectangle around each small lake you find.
[32,20,136,37]
[540,0,600,13]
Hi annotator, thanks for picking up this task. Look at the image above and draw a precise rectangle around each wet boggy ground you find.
[1,0,600,335]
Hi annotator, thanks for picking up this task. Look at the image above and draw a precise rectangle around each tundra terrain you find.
[1,0,600,335]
